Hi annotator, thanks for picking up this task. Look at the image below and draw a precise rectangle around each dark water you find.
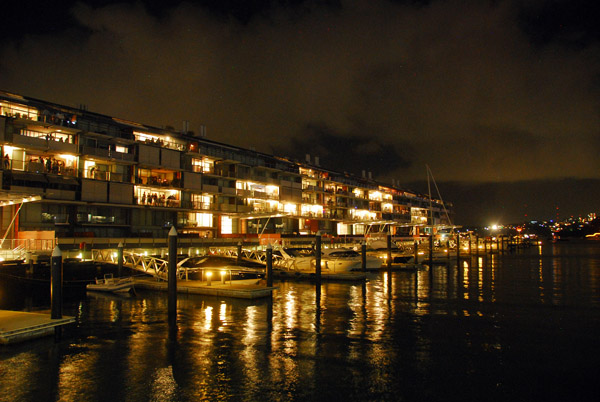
[1,242,600,402]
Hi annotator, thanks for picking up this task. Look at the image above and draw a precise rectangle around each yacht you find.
[273,247,381,273]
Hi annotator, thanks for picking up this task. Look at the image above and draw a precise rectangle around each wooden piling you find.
[117,242,123,278]
[168,227,178,325]
[315,232,322,284]
[51,246,62,320]
[266,243,273,287]
[51,246,63,340]
[387,233,393,272]
[414,239,419,264]
[361,242,367,272]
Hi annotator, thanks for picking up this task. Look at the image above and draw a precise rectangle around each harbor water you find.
[1,242,600,401]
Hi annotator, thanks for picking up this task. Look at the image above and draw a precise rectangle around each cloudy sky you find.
[1,0,598,225]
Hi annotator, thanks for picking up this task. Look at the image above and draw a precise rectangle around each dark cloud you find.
[272,121,413,177]
[0,0,599,223]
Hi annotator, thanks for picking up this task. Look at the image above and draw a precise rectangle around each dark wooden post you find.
[51,246,62,320]
[475,235,479,257]
[266,243,273,287]
[117,242,123,278]
[237,241,242,264]
[51,245,63,340]
[386,233,393,271]
[361,241,367,272]
[414,239,419,264]
[26,251,33,275]
[168,226,178,326]
[468,233,472,255]
[447,239,451,263]
[429,233,434,266]
[456,233,460,262]
[315,232,322,284]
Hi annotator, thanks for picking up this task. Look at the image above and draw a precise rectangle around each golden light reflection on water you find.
[3,244,600,401]
[204,305,213,331]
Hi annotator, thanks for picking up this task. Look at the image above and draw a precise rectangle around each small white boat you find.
[87,274,135,294]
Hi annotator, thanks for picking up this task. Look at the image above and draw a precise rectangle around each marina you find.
[1,241,598,401]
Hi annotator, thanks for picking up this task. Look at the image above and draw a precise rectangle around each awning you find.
[46,175,79,185]
[0,191,42,207]
[11,172,47,183]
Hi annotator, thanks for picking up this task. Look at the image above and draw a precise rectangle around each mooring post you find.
[315,232,322,284]
[456,233,460,262]
[475,235,479,257]
[468,233,472,255]
[386,233,393,272]
[414,239,419,264]
[51,246,62,319]
[26,251,33,275]
[237,241,242,264]
[429,233,434,266]
[117,242,123,278]
[168,226,178,326]
[447,239,451,263]
[361,241,367,272]
[266,243,273,287]
[51,245,63,340]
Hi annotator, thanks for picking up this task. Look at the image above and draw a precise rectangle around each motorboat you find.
[322,248,382,271]
[273,247,381,273]
[363,236,416,264]
[86,274,135,294]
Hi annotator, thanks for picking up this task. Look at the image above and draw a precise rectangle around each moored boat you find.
[86,274,135,294]
[273,247,380,273]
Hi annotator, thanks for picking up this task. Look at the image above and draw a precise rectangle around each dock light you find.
[77,253,83,260]
[206,271,212,286]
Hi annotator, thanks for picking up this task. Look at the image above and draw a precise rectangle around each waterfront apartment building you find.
[0,90,452,247]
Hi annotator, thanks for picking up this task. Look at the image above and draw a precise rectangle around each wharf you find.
[0,310,75,345]
[134,278,276,299]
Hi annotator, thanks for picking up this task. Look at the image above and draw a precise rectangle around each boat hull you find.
[86,277,135,294]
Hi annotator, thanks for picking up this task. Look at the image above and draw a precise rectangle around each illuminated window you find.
[195,213,213,227]
[190,157,214,173]
[284,203,297,214]
[221,216,233,234]
[354,224,365,235]
[337,223,350,235]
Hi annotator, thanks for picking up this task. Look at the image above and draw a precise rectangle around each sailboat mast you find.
[426,165,434,265]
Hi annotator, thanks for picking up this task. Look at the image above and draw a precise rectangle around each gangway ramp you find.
[91,249,191,280]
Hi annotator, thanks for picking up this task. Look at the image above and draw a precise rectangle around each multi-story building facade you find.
[0,90,453,247]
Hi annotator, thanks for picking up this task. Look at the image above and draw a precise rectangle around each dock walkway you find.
[0,310,75,345]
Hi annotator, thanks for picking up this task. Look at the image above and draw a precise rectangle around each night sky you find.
[1,0,598,226]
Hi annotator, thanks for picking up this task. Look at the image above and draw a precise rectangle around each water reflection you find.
[1,243,600,401]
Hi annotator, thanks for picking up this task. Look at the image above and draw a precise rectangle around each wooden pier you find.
[0,310,75,345]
